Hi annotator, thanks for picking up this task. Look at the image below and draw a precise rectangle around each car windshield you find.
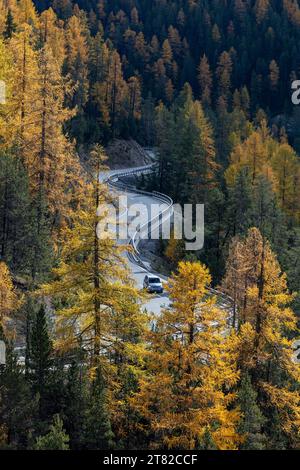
[149,277,161,284]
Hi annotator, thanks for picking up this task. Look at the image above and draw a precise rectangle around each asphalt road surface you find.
[102,167,171,316]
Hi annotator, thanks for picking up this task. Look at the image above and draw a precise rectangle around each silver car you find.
[143,275,163,294]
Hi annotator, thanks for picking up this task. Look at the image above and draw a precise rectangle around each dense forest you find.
[0,0,300,451]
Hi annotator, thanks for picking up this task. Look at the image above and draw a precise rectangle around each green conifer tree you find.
[34,414,69,450]
[237,373,267,449]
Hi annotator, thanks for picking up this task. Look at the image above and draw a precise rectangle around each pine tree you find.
[34,414,69,450]
[0,151,32,273]
[64,358,87,449]
[29,304,52,418]
[0,346,38,449]
[156,86,217,204]
[186,99,217,203]
[269,60,279,91]
[237,373,266,449]
[83,370,114,450]
[226,167,253,239]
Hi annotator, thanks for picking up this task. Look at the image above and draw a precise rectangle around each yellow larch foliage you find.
[132,261,241,450]
[226,122,300,219]
[1,20,83,231]
[0,261,20,338]
[222,227,300,445]
[41,146,147,389]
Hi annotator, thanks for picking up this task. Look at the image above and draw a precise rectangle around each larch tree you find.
[270,142,299,216]
[216,51,232,103]
[186,99,218,204]
[254,0,269,24]
[225,124,300,221]
[90,34,111,136]
[222,228,300,447]
[127,75,141,130]
[198,54,212,106]
[6,25,40,156]
[106,50,128,137]
[269,60,279,92]
[132,261,241,450]
[3,8,16,39]
[64,14,89,111]
[225,123,271,186]
[0,38,14,147]
[92,48,128,137]
[162,38,173,67]
[13,0,39,28]
[34,43,80,222]
[0,261,19,339]
[41,144,146,392]
[39,8,65,68]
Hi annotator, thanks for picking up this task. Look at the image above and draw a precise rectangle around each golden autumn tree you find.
[105,50,128,137]
[39,8,66,68]
[34,43,81,224]
[41,144,146,387]
[186,99,218,204]
[254,0,270,24]
[64,14,89,111]
[221,228,300,447]
[270,142,300,216]
[269,59,279,91]
[225,122,271,185]
[226,122,300,220]
[127,76,142,122]
[1,8,83,278]
[92,48,129,137]
[216,51,232,103]
[5,25,40,154]
[90,32,111,133]
[0,261,19,339]
[198,54,212,106]
[13,0,39,27]
[0,38,14,145]
[132,261,240,450]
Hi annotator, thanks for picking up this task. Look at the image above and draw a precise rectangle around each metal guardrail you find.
[104,164,174,269]
[104,163,234,321]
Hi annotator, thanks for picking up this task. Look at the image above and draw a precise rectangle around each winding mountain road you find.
[102,162,172,315]
[102,159,233,319]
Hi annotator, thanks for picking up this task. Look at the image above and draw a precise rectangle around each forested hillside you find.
[28,0,300,145]
[0,0,300,451]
